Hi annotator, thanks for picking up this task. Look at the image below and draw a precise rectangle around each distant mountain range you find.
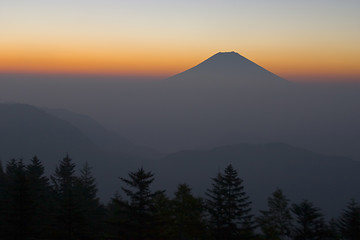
[0,103,102,166]
[110,52,360,160]
[1,103,359,217]
[0,103,157,199]
[1,52,359,160]
[1,51,360,217]
[154,143,360,217]
[44,107,161,159]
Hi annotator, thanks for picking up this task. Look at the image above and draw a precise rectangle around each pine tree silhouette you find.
[206,164,254,240]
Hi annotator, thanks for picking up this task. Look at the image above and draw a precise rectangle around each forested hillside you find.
[1,156,359,240]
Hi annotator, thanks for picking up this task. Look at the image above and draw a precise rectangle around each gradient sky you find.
[1,0,359,81]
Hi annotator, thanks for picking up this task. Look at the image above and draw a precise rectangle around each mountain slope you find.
[0,103,102,165]
[114,52,360,159]
[154,143,360,217]
[1,53,360,161]
[44,108,162,159]
[166,51,290,88]
[0,103,143,200]
[111,52,297,152]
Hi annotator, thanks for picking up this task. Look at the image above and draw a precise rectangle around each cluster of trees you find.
[0,155,359,240]
[0,155,104,240]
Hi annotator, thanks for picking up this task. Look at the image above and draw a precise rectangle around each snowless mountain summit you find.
[167,51,290,88]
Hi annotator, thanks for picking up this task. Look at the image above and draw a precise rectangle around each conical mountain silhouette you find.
[120,52,296,152]
[167,51,290,88]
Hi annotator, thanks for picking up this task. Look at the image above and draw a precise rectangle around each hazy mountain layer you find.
[1,103,359,217]
[0,103,148,200]
[155,143,360,217]
[44,108,162,159]
[0,52,359,160]
[0,103,101,165]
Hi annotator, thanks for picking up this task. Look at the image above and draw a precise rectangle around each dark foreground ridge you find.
[1,156,359,239]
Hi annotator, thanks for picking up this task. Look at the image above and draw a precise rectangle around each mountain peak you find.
[214,51,239,55]
[200,51,253,67]
[167,51,289,86]
[207,51,245,60]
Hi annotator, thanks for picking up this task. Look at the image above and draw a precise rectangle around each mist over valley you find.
[1,52,359,218]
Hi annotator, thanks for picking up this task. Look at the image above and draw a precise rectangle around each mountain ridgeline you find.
[0,51,360,217]
[166,51,291,88]
[154,143,360,217]
[0,103,156,199]
[1,52,359,158]
[0,103,360,217]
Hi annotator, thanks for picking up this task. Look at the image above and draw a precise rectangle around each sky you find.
[0,0,359,81]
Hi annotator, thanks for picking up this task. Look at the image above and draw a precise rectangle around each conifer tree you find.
[51,154,83,240]
[172,183,207,240]
[2,159,32,240]
[76,162,105,240]
[52,154,77,195]
[327,218,341,240]
[105,194,130,240]
[152,191,174,239]
[78,162,97,200]
[257,189,293,240]
[0,160,6,238]
[206,164,254,240]
[0,160,5,185]
[291,200,326,240]
[26,156,53,239]
[337,199,360,240]
[206,172,225,238]
[119,167,164,240]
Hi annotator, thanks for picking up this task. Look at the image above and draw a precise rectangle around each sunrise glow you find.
[0,1,359,81]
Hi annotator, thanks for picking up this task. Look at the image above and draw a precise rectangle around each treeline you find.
[0,155,359,240]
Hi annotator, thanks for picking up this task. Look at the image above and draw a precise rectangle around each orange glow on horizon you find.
[0,46,194,77]
[0,44,359,81]
[1,1,359,82]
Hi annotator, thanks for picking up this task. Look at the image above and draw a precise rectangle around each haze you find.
[1,1,360,238]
